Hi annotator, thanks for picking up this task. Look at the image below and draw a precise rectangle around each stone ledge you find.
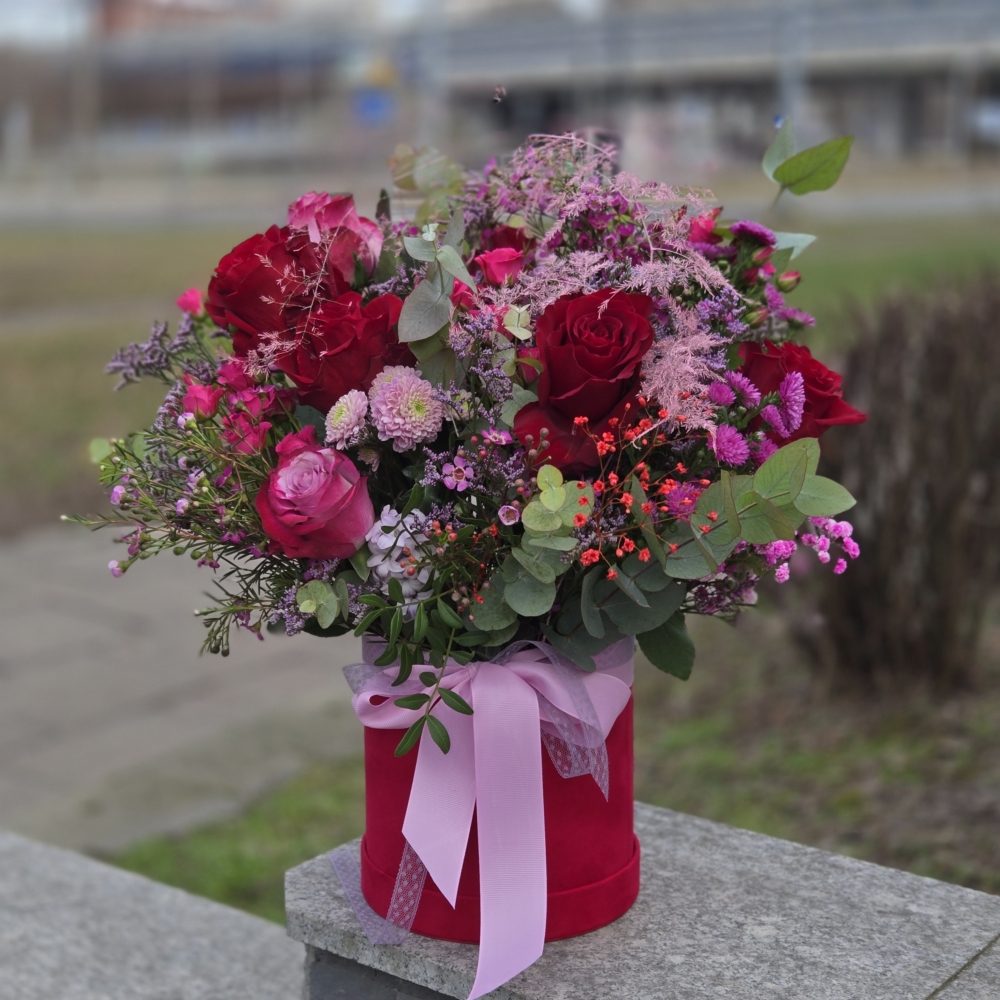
[0,830,302,1000]
[285,802,1000,1000]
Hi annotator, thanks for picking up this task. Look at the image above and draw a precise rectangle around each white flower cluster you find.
[365,505,433,614]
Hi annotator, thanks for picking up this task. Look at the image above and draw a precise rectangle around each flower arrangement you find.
[77,132,865,997]
[80,134,864,754]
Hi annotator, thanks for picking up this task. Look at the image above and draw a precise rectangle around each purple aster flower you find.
[442,455,474,492]
[714,425,750,466]
[498,504,520,525]
[751,437,778,464]
[368,366,445,453]
[761,371,805,438]
[707,381,736,406]
[730,220,776,247]
[724,371,761,408]
[661,482,703,519]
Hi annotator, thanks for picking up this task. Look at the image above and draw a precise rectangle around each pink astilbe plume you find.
[639,320,722,430]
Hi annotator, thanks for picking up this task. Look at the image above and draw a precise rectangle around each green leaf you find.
[629,476,668,568]
[499,386,537,429]
[638,612,695,680]
[773,136,853,196]
[394,693,430,710]
[349,548,370,582]
[736,490,804,543]
[794,475,857,517]
[435,598,465,630]
[388,607,402,646]
[472,576,518,631]
[753,439,815,503]
[375,188,391,222]
[601,579,685,634]
[394,717,425,757]
[353,608,382,636]
[521,502,563,534]
[762,117,795,182]
[419,670,438,688]
[773,231,817,260]
[539,485,567,512]
[439,688,474,715]
[580,567,605,639]
[611,570,650,608]
[398,265,453,343]
[426,715,451,753]
[524,534,578,552]
[503,305,532,341]
[89,437,113,464]
[511,545,557,584]
[435,244,476,291]
[503,574,556,617]
[536,465,563,490]
[295,580,340,629]
[541,626,600,672]
[403,235,437,263]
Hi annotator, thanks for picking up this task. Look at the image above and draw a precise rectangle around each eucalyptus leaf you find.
[762,117,795,182]
[637,612,695,680]
[511,545,557,584]
[794,475,857,517]
[295,580,340,629]
[521,502,563,534]
[503,305,532,341]
[472,577,518,631]
[398,265,453,343]
[536,465,563,490]
[403,235,437,263]
[499,386,537,428]
[504,574,556,617]
[773,136,853,195]
[436,244,476,291]
[580,567,605,639]
[773,231,817,260]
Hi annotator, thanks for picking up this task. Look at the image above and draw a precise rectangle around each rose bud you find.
[743,306,770,328]
[750,246,774,265]
[776,270,802,293]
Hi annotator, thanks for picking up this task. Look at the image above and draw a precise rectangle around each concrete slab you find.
[0,830,302,1000]
[286,803,1000,1000]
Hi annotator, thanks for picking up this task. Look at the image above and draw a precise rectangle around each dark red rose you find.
[255,426,374,559]
[206,225,356,357]
[739,340,867,441]
[514,289,654,472]
[480,225,533,254]
[286,192,383,276]
[275,291,409,411]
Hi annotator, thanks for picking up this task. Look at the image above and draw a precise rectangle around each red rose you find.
[514,289,654,472]
[275,291,409,412]
[473,247,525,286]
[739,340,866,441]
[255,426,374,559]
[206,225,343,357]
[480,225,532,254]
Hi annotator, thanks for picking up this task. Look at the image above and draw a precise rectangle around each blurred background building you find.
[2,0,999,201]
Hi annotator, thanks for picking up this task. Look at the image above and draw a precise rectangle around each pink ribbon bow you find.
[346,637,634,999]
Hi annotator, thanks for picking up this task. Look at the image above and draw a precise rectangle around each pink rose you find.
[221,392,272,455]
[255,426,374,559]
[287,191,383,275]
[182,375,224,419]
[176,287,204,315]
[473,247,524,286]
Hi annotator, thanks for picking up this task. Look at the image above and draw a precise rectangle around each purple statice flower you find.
[713,425,750,467]
[325,389,368,449]
[498,504,520,526]
[269,586,307,637]
[696,286,748,338]
[368,366,445,452]
[151,382,186,434]
[106,315,197,389]
[761,371,805,438]
[442,455,474,492]
[730,220,776,247]
[708,381,736,406]
[724,371,761,409]
[303,558,340,582]
[690,571,759,615]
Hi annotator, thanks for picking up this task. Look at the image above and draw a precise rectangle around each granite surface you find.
[0,830,302,999]
[285,802,1000,1000]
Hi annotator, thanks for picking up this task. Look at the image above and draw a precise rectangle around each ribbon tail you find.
[402,708,476,908]
[467,666,547,1000]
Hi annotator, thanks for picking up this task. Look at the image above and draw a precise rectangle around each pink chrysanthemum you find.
[714,425,750,466]
[325,390,368,449]
[368,366,444,453]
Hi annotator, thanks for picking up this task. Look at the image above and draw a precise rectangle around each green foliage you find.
[499,385,538,428]
[295,581,340,629]
[398,262,453,344]
[761,118,795,182]
[773,136,853,196]
[793,476,856,517]
[637,611,696,679]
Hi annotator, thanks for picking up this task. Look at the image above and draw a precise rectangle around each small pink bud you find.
[776,270,802,293]
[176,288,204,315]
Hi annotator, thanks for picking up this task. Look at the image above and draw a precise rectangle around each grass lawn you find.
[2,214,1000,534]
[111,610,1000,925]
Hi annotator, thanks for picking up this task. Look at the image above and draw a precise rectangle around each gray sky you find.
[0,0,87,45]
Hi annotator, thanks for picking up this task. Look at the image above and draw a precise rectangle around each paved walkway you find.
[0,526,363,852]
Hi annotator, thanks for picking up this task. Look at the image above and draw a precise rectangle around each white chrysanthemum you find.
[325,389,368,449]
[365,505,433,613]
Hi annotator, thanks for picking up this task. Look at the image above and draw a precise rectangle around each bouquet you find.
[77,133,865,996]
